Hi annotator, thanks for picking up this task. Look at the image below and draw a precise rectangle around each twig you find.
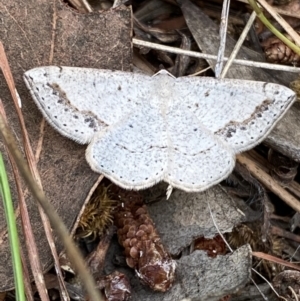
[133,38,300,73]
[288,286,299,301]
[221,10,257,78]
[208,197,273,300]
[207,201,233,252]
[270,225,300,244]
[251,270,280,299]
[215,0,231,78]
[237,154,300,213]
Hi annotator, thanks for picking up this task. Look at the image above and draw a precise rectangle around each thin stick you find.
[288,287,298,301]
[250,271,279,299]
[207,201,233,252]
[208,199,273,300]
[133,38,300,73]
[221,10,257,78]
[237,154,300,213]
[215,0,231,78]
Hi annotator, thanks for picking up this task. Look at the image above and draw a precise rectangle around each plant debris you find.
[109,186,176,292]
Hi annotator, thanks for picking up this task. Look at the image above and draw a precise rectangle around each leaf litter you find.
[1,0,300,301]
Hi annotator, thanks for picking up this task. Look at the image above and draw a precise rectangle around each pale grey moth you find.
[23,67,296,192]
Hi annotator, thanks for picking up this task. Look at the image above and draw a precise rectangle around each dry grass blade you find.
[0,114,104,301]
[253,251,300,271]
[0,41,72,301]
[0,43,51,301]
[0,104,31,301]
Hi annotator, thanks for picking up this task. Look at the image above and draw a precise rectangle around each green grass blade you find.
[248,0,300,56]
[0,153,25,301]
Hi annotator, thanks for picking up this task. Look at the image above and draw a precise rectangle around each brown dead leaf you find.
[0,0,132,291]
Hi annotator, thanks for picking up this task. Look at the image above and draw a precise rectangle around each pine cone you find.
[262,35,300,66]
[110,187,176,292]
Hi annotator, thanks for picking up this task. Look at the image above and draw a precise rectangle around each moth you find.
[24,67,296,192]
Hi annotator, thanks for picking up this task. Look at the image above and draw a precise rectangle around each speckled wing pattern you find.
[23,67,296,192]
[171,76,294,153]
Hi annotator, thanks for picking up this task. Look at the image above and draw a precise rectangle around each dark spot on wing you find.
[225,128,236,138]
[263,82,268,91]
[84,117,97,129]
